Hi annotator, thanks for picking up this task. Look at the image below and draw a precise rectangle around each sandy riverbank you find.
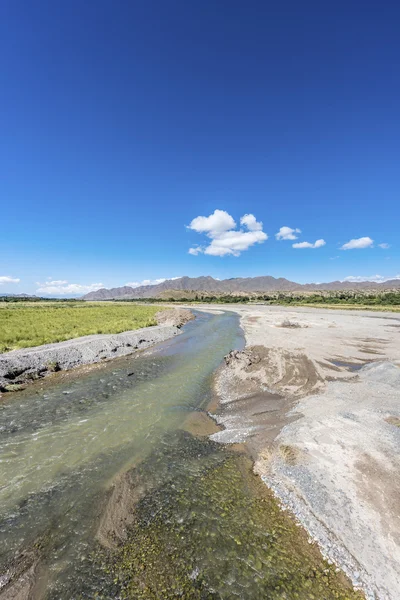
[209,304,400,600]
[0,308,194,393]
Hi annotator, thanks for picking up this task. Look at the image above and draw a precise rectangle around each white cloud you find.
[36,281,104,296]
[204,230,267,256]
[125,277,181,288]
[340,236,373,250]
[189,209,236,234]
[342,274,400,283]
[378,243,390,249]
[292,239,326,249]
[0,276,20,285]
[240,214,263,231]
[275,226,301,240]
[188,209,267,257]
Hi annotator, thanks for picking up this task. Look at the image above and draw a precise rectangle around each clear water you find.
[0,311,243,594]
[0,311,361,600]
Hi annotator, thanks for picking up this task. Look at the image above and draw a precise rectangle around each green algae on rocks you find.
[84,433,363,600]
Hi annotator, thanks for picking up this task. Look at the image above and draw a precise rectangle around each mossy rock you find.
[79,433,364,600]
[4,383,26,392]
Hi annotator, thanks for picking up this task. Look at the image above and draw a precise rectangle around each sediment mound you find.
[221,345,324,400]
[155,308,195,327]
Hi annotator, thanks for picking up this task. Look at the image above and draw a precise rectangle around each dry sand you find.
[210,304,400,600]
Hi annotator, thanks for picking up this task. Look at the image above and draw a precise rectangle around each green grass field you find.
[0,302,160,352]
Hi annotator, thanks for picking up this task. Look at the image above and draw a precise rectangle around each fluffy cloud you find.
[0,276,20,285]
[189,209,236,234]
[125,277,181,288]
[378,243,390,249]
[240,214,263,231]
[36,280,104,296]
[340,237,373,250]
[342,274,400,283]
[292,239,326,249]
[204,230,268,256]
[275,226,301,240]
[188,209,267,257]
[188,247,202,256]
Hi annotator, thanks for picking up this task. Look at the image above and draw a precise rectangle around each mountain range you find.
[82,275,400,300]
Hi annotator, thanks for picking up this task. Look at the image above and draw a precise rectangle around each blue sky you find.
[1,1,399,295]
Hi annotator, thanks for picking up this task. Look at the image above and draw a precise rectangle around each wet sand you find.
[209,304,400,600]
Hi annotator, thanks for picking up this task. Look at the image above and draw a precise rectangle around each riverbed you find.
[0,310,361,599]
[209,304,400,599]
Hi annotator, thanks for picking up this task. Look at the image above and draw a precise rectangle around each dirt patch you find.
[246,316,260,323]
[278,443,305,465]
[360,337,389,344]
[97,470,151,549]
[358,346,384,355]
[155,308,194,327]
[0,565,37,600]
[255,443,309,480]
[210,344,320,463]
[277,319,307,329]
[385,415,400,428]
[355,452,400,539]
[211,389,298,454]
[222,345,324,398]
[0,539,46,600]
[180,410,221,437]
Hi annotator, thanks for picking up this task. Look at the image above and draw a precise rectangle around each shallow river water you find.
[0,311,362,599]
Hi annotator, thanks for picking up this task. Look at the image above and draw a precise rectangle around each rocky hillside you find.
[82,276,400,300]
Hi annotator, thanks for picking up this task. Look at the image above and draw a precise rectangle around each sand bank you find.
[211,304,400,600]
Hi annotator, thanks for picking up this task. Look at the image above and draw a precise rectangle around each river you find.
[0,311,361,599]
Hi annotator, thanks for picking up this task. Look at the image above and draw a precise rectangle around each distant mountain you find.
[0,293,38,298]
[81,286,136,300]
[82,276,400,300]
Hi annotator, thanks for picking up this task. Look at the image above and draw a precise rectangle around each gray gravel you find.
[0,324,179,392]
[210,304,400,600]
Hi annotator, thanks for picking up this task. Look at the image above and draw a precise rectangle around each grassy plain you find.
[0,302,160,352]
